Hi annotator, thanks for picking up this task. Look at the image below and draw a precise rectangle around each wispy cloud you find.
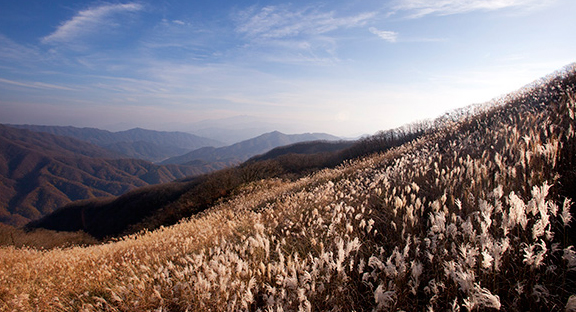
[232,5,376,65]
[234,5,376,39]
[0,78,77,91]
[369,27,398,43]
[391,0,556,18]
[42,2,143,44]
[0,34,42,62]
[138,18,221,62]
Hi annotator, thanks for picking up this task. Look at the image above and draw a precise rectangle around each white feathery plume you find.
[374,284,396,310]
[472,284,501,310]
[566,295,576,312]
[564,246,576,271]
[561,198,573,226]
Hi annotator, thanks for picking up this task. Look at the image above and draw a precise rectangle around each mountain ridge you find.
[10,124,223,162]
[0,124,227,226]
[160,130,341,165]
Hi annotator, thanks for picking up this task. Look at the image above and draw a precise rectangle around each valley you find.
[0,125,346,227]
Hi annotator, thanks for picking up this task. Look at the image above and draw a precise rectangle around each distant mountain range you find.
[0,125,226,226]
[161,131,341,165]
[179,115,308,144]
[10,125,222,162]
[1,124,342,227]
[23,116,434,239]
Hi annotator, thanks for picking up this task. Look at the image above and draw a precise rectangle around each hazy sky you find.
[0,0,575,136]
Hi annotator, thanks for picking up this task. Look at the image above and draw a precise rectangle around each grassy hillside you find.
[1,65,575,311]
[0,223,97,249]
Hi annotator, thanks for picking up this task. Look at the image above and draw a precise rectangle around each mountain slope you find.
[247,140,355,162]
[102,141,190,162]
[114,127,223,150]
[10,125,222,162]
[161,131,341,165]
[2,65,575,311]
[0,125,223,226]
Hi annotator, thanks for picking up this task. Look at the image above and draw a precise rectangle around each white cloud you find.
[369,27,398,43]
[235,5,376,39]
[42,3,143,44]
[391,0,556,18]
[232,5,376,65]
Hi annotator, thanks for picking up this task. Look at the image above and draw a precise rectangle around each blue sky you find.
[0,0,574,136]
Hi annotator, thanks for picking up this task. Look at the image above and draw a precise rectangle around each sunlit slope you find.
[1,66,576,311]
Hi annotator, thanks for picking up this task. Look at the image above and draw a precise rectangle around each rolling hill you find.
[246,140,356,163]
[0,125,227,226]
[10,125,222,162]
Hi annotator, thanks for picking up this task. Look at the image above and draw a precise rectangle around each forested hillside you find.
[0,125,225,226]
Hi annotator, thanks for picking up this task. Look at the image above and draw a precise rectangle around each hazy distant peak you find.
[9,124,223,162]
[161,130,342,165]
